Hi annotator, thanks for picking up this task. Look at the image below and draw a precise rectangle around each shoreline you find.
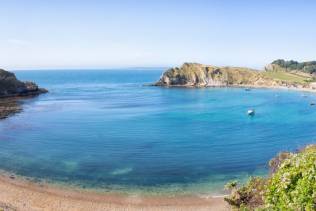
[152,83,316,95]
[0,173,229,211]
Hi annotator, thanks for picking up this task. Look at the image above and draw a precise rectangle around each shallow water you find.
[0,69,316,195]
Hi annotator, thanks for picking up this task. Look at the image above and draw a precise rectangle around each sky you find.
[0,0,315,70]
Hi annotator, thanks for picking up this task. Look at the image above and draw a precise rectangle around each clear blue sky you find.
[0,0,315,69]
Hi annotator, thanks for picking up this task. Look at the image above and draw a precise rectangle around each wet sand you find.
[0,174,230,211]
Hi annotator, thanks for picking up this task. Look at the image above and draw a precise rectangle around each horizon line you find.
[10,66,171,71]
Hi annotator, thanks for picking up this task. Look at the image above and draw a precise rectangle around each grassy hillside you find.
[263,70,314,84]
[264,59,316,85]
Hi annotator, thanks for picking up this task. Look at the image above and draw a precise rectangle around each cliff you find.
[155,63,278,87]
[0,69,47,98]
[155,62,316,89]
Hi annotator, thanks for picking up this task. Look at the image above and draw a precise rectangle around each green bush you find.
[265,145,316,210]
[224,177,266,210]
[272,59,316,74]
[225,145,316,210]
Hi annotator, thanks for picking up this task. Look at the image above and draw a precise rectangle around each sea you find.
[0,69,316,195]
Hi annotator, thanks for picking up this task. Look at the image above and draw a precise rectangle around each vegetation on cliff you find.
[270,59,316,75]
[225,145,316,210]
[264,59,316,85]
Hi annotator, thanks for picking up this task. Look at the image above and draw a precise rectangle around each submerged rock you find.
[0,68,47,98]
[0,98,22,119]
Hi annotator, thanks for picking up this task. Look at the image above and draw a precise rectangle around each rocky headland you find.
[155,60,316,90]
[0,68,47,119]
[0,69,47,98]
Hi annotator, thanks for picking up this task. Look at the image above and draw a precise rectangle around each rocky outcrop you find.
[0,68,47,119]
[0,69,47,98]
[155,63,279,87]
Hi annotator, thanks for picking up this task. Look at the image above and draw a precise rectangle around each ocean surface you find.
[1,69,316,195]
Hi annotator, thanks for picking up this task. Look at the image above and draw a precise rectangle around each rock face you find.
[0,69,47,98]
[155,63,278,87]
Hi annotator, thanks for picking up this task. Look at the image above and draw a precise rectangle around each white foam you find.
[110,167,133,176]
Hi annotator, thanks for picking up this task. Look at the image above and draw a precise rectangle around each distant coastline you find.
[154,60,316,92]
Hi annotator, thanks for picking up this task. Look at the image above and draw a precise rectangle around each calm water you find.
[1,69,316,195]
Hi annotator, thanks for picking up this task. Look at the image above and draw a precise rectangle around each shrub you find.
[225,145,316,210]
[265,145,316,210]
[224,177,266,210]
[272,59,316,74]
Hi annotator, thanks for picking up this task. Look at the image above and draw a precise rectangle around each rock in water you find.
[0,68,47,98]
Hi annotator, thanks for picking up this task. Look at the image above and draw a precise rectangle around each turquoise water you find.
[1,69,316,195]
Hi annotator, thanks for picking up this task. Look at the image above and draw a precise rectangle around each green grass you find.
[263,71,314,84]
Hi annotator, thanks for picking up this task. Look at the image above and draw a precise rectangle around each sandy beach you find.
[0,174,229,211]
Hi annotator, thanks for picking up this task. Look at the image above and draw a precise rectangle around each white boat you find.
[247,109,255,116]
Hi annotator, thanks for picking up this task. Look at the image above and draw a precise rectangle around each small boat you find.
[247,109,255,116]
[310,103,315,106]
[245,88,251,91]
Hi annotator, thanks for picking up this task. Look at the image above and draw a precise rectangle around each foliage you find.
[224,145,316,210]
[272,59,316,74]
[224,177,266,210]
[268,152,292,174]
[225,180,238,190]
[265,145,316,210]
